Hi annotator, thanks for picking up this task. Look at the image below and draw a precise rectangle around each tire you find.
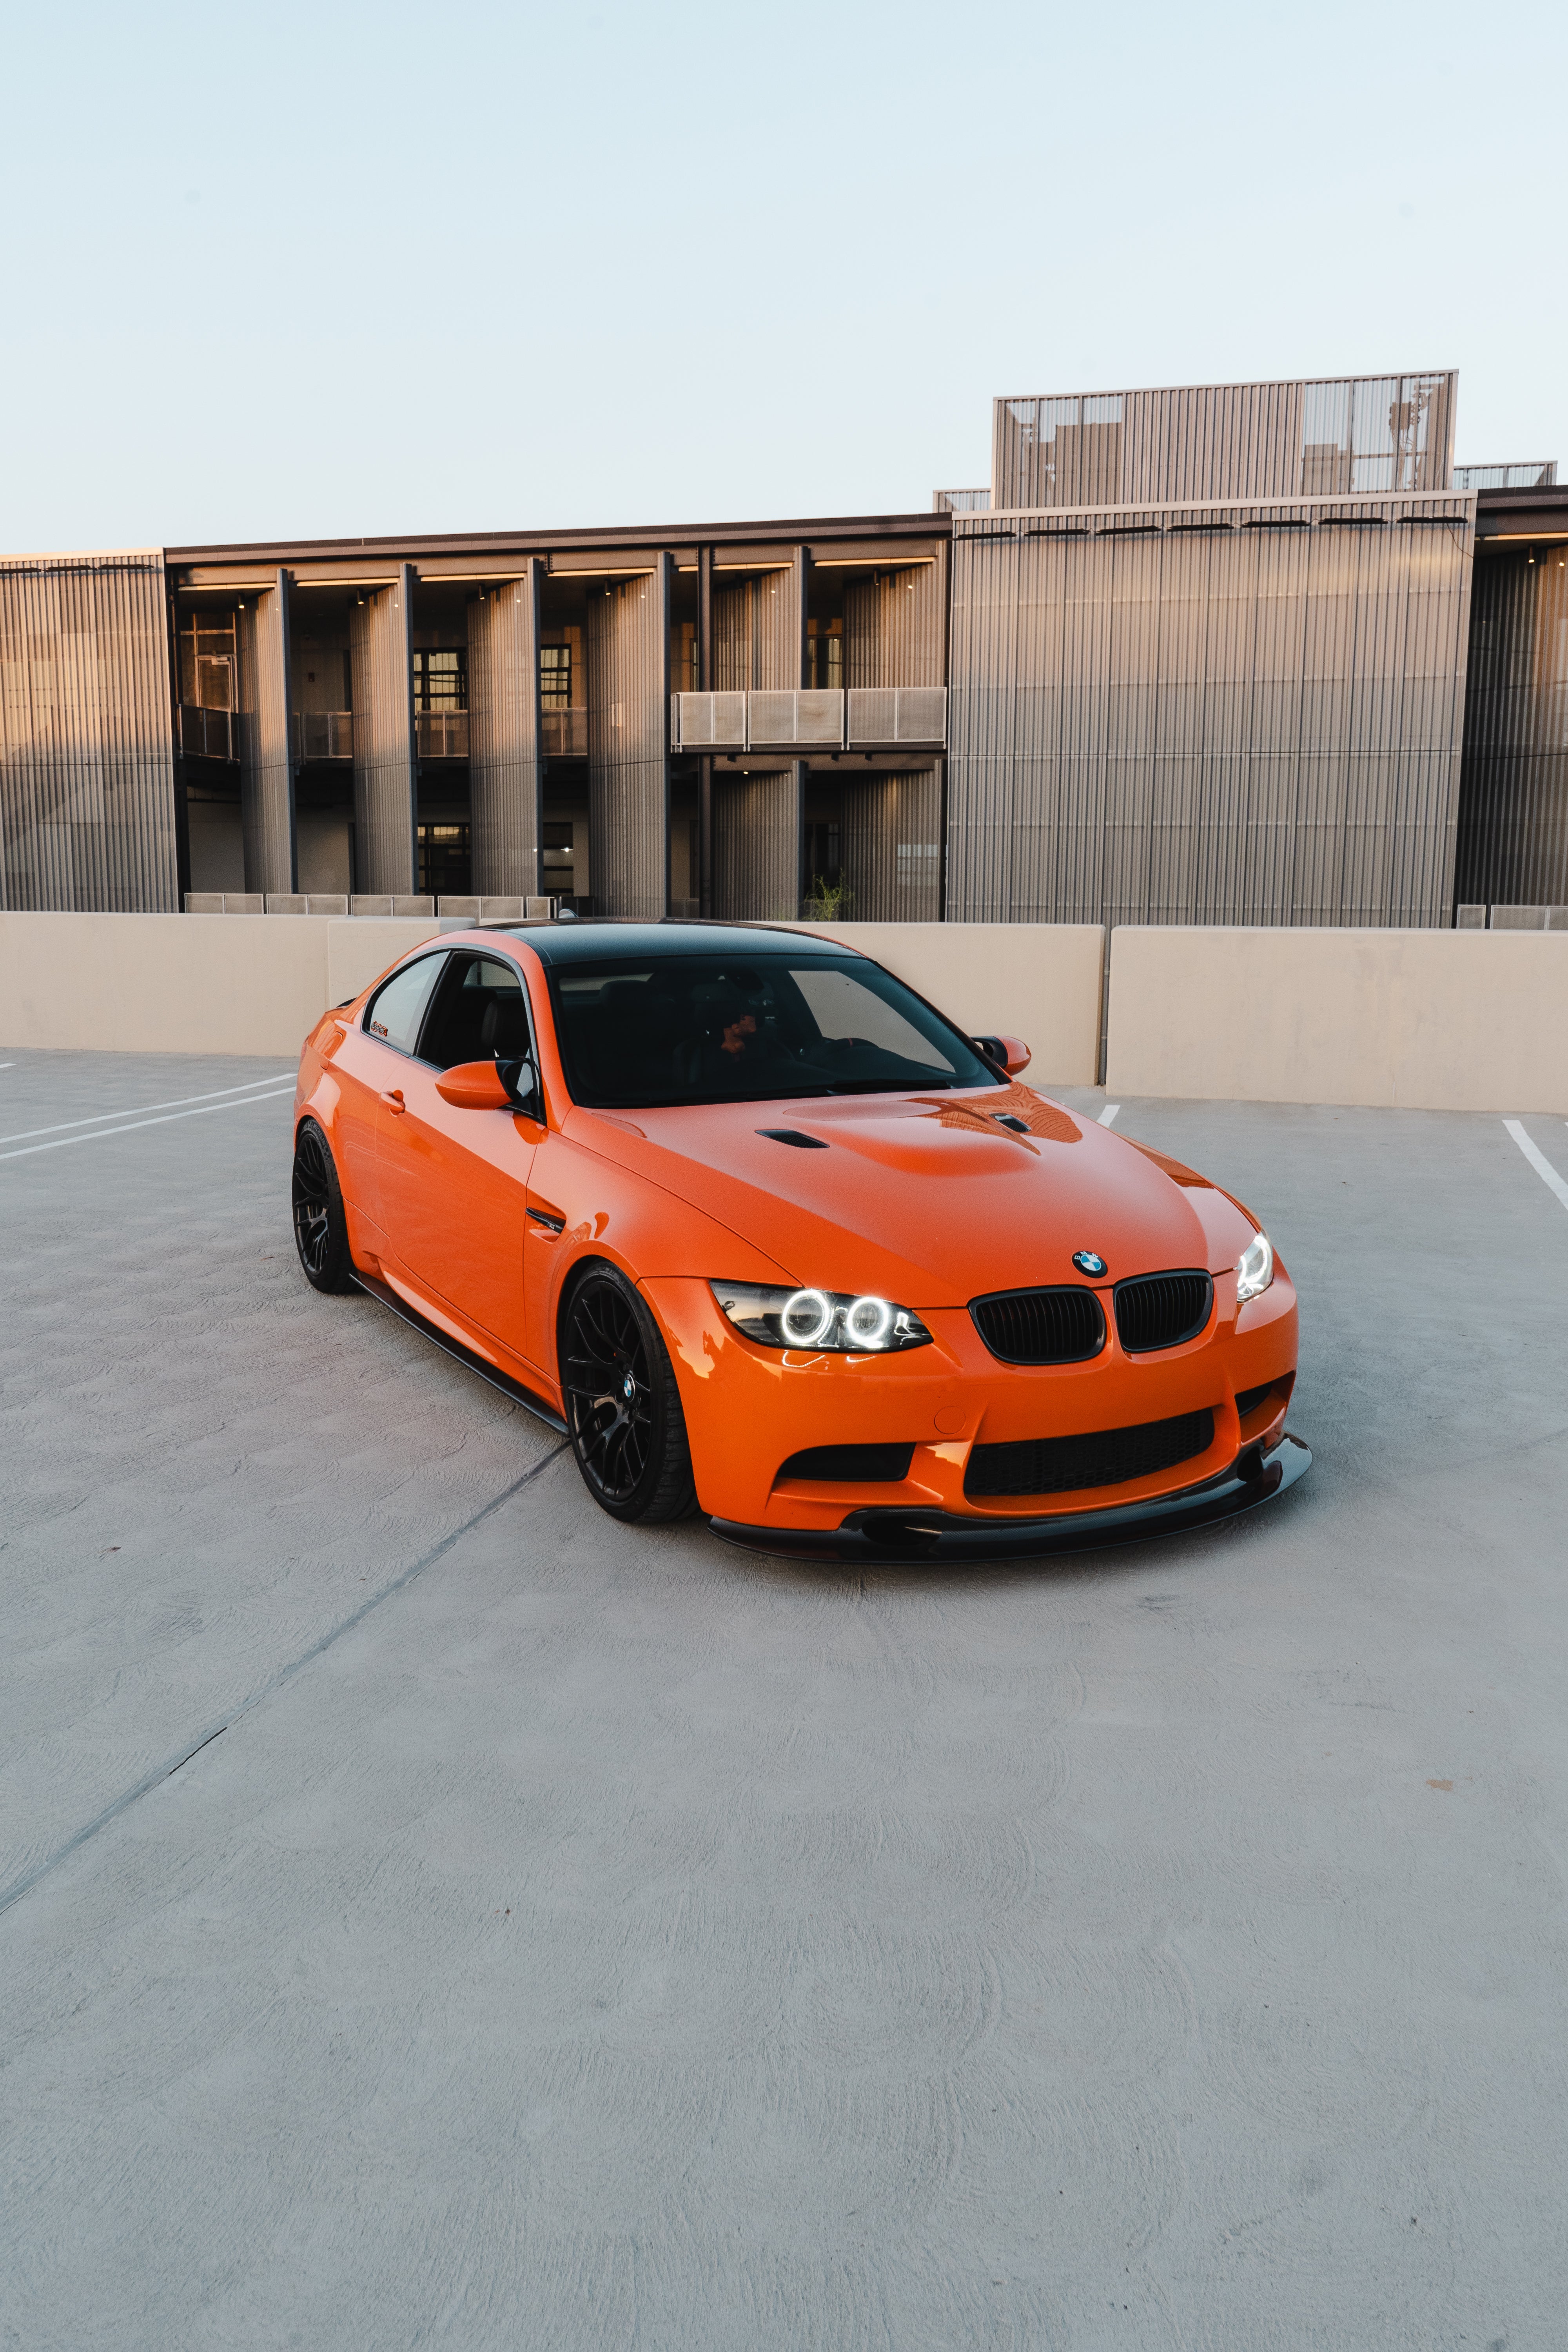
[561,1263,699,1524]
[291,1118,355,1294]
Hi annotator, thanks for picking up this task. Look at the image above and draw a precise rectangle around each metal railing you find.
[540,706,587,757]
[292,710,354,761]
[179,704,236,761]
[671,687,947,753]
[416,710,468,758]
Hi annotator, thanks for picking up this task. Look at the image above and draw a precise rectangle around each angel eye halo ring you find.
[845,1294,895,1347]
[781,1288,835,1346]
[710,1281,932,1354]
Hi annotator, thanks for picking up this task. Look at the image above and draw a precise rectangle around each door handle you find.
[381,1089,406,1114]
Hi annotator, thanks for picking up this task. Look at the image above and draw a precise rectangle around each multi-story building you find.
[2,371,1564,927]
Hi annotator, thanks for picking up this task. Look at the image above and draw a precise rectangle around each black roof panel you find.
[499,919,859,967]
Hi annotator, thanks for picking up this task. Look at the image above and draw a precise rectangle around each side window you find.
[420,951,533,1072]
[364,954,447,1056]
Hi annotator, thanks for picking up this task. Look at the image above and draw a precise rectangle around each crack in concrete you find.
[0,1439,572,1923]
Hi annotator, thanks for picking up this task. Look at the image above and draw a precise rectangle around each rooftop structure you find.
[992,372,1457,511]
[1454,460,1557,490]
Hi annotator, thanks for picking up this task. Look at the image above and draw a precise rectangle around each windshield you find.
[547,952,1005,1109]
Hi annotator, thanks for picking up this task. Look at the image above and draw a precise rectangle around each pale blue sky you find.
[3,0,1562,550]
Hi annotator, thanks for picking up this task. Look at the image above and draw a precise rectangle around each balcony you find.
[416,710,468,759]
[541,705,587,758]
[180,704,237,761]
[846,687,947,746]
[293,710,354,762]
[670,687,946,753]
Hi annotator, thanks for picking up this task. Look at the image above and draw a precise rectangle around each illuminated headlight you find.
[1236,1231,1274,1305]
[711,1281,932,1353]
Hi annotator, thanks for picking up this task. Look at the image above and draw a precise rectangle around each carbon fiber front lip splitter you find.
[708,1433,1312,1564]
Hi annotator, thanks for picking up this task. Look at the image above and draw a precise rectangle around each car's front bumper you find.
[646,1271,1299,1530]
[708,1432,1312,1564]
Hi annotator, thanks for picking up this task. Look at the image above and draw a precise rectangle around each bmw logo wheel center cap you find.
[1072,1250,1108,1277]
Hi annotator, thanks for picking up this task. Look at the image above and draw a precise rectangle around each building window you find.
[539,645,572,707]
[178,614,237,711]
[412,649,466,710]
[806,619,843,693]
[417,820,470,897]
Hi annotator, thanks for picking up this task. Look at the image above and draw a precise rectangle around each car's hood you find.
[566,1085,1246,1303]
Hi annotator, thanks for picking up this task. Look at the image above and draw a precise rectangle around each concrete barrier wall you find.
[0,913,448,1057]
[0,913,338,1059]
[785,923,1105,1086]
[4,912,1564,1113]
[1106,926,1568,1112]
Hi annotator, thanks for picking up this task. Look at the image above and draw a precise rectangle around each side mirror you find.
[436,1060,515,1111]
[436,1058,544,1115]
[974,1033,1032,1078]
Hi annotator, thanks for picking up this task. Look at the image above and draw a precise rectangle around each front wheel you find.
[291,1118,355,1294]
[561,1265,698,1523]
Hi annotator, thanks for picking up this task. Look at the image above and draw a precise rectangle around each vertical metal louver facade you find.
[350,564,418,895]
[1454,543,1568,908]
[468,559,542,896]
[236,570,295,895]
[947,499,1474,929]
[713,762,804,920]
[844,555,947,689]
[842,767,942,922]
[0,553,177,911]
[588,558,670,917]
[711,568,800,691]
[993,375,1456,513]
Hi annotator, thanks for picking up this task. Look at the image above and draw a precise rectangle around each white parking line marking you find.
[1504,1119,1568,1214]
[0,1086,295,1163]
[1098,1103,1121,1126]
[0,1074,295,1147]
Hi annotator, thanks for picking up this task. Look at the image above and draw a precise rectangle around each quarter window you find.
[364,954,446,1056]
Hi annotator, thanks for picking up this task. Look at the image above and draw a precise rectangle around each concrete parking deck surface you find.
[2,1047,1565,2351]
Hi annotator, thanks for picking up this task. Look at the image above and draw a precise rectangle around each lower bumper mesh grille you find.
[965,1408,1216,1499]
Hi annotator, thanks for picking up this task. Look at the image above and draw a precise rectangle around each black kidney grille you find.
[1114,1270,1213,1353]
[970,1285,1105,1365]
[965,1409,1215,1499]
[778,1443,915,1484]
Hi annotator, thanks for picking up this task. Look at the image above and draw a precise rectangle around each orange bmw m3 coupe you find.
[291,922,1307,1562]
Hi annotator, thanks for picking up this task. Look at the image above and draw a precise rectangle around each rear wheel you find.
[561,1265,698,1523]
[291,1118,354,1294]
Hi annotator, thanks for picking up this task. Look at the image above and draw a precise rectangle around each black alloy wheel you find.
[561,1265,698,1523]
[291,1118,354,1294]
